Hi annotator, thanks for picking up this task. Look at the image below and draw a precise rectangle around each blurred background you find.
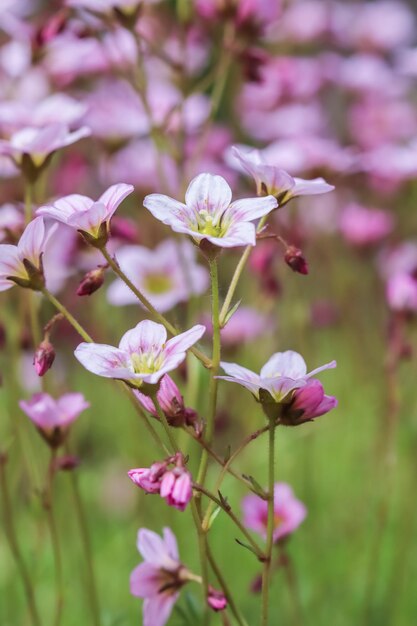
[1,0,417,624]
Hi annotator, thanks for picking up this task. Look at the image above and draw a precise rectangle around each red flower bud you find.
[76,267,105,296]
[284,246,308,275]
[33,340,55,376]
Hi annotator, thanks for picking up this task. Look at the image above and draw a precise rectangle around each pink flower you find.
[386,273,417,313]
[203,306,274,347]
[128,453,193,511]
[207,586,227,612]
[144,172,277,248]
[0,94,87,134]
[130,527,190,626]
[0,216,55,291]
[0,123,90,170]
[0,203,24,242]
[37,183,134,244]
[242,483,306,542]
[19,391,89,447]
[281,379,337,425]
[230,145,334,203]
[74,320,205,388]
[339,203,394,246]
[219,350,336,404]
[134,374,197,428]
[107,239,209,312]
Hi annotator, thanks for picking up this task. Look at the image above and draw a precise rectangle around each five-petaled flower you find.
[242,482,307,542]
[37,183,134,246]
[231,145,334,204]
[19,391,89,448]
[130,527,196,626]
[144,172,277,249]
[74,320,205,389]
[218,350,336,423]
[0,216,55,291]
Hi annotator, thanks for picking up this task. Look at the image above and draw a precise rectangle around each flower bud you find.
[284,246,308,275]
[53,454,80,472]
[33,340,55,376]
[76,267,106,296]
[207,586,227,612]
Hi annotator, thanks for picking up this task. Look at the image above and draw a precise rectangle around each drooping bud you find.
[284,246,308,275]
[53,454,80,472]
[76,266,106,296]
[33,340,56,376]
[207,586,227,612]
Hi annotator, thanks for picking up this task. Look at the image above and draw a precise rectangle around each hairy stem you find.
[44,450,64,626]
[261,419,276,626]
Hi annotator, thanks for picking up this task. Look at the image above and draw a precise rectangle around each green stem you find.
[206,544,249,626]
[196,258,221,487]
[65,444,101,626]
[0,456,42,626]
[261,420,276,626]
[100,247,211,369]
[219,215,268,327]
[24,182,33,225]
[44,450,64,626]
[194,484,264,560]
[191,500,211,619]
[202,426,269,528]
[152,395,180,454]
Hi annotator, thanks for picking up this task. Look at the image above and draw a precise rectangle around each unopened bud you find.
[284,246,308,275]
[76,267,106,296]
[34,340,55,376]
[53,454,80,472]
[110,216,139,243]
[207,587,227,612]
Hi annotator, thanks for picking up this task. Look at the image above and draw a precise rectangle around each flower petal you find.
[18,217,45,263]
[225,195,277,223]
[74,342,132,378]
[130,563,161,598]
[67,202,108,233]
[98,183,134,218]
[137,528,178,570]
[37,194,94,223]
[164,324,205,356]
[143,594,179,626]
[143,194,190,227]
[119,320,167,354]
[185,173,232,218]
[260,351,307,379]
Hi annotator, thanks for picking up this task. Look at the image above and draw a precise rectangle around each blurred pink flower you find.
[0,123,90,169]
[195,0,281,30]
[242,483,306,542]
[339,203,394,247]
[207,586,227,612]
[378,241,417,280]
[37,183,134,243]
[203,306,274,347]
[273,0,330,43]
[0,203,24,242]
[74,320,205,387]
[348,97,416,150]
[107,239,209,312]
[219,350,336,404]
[386,273,417,313]
[19,391,89,447]
[230,145,334,202]
[0,94,87,134]
[0,216,55,291]
[130,527,190,626]
[144,172,277,248]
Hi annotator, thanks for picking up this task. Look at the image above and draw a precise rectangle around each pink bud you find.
[76,267,105,296]
[33,340,55,376]
[207,586,227,612]
[284,246,308,275]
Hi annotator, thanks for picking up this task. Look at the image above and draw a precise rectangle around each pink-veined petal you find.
[37,194,94,223]
[260,351,307,379]
[164,324,205,356]
[119,320,167,354]
[67,202,108,232]
[185,173,232,218]
[98,183,134,218]
[143,194,190,226]
[74,342,132,378]
[17,217,45,263]
[225,195,277,223]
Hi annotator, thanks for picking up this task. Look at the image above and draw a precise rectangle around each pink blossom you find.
[134,375,198,428]
[386,273,417,313]
[207,586,227,612]
[0,203,24,242]
[203,306,274,347]
[74,320,205,388]
[378,241,417,280]
[348,97,416,150]
[0,123,90,170]
[130,527,190,626]
[0,217,55,291]
[276,1,330,44]
[107,239,209,312]
[19,391,89,447]
[144,172,277,249]
[339,203,394,247]
[230,146,334,204]
[219,350,336,405]
[37,183,134,243]
[0,94,87,134]
[242,483,306,542]
[281,379,337,425]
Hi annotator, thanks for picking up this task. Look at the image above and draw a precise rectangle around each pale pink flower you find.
[0,123,90,169]
[242,483,306,542]
[203,306,274,347]
[74,320,205,388]
[0,94,87,134]
[130,527,190,626]
[378,241,417,280]
[219,350,336,405]
[37,183,134,243]
[107,239,209,312]
[241,102,325,142]
[339,203,394,247]
[348,97,416,150]
[276,1,330,44]
[386,273,417,313]
[230,146,334,204]
[0,203,24,242]
[144,172,277,248]
[19,391,89,447]
[0,217,55,291]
